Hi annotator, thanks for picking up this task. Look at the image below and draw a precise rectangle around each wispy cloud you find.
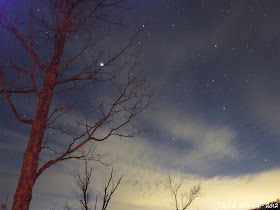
[148,108,238,166]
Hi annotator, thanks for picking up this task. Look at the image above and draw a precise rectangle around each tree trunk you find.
[12,72,56,210]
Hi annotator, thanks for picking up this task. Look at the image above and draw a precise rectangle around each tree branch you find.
[0,67,33,124]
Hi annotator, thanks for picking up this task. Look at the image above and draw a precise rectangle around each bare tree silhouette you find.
[0,0,153,209]
[161,175,202,210]
[100,168,123,210]
[67,159,123,210]
[73,160,93,210]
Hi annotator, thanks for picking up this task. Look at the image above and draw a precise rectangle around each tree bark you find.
[11,13,67,206]
[12,72,56,210]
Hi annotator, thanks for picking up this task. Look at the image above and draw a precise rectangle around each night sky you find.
[1,1,280,209]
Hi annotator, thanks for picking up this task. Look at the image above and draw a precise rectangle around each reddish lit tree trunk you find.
[12,72,56,210]
[11,12,67,205]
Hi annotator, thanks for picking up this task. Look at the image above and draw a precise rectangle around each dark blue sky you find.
[136,0,280,175]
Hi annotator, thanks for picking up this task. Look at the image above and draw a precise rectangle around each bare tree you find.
[73,159,93,210]
[0,0,153,209]
[69,160,123,210]
[100,168,123,210]
[161,175,202,210]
